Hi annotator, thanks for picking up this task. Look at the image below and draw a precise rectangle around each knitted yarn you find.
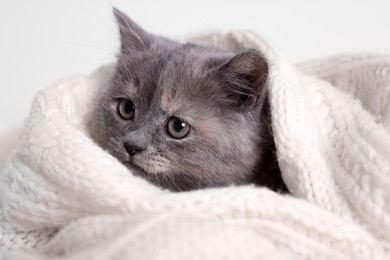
[0,31,389,259]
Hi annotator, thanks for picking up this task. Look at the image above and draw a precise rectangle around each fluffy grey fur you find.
[95,8,287,192]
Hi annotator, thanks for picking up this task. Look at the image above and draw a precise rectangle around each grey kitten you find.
[95,8,287,192]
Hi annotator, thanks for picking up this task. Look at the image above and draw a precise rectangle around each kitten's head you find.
[97,8,269,191]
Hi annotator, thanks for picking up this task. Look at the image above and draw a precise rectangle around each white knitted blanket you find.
[1,31,390,259]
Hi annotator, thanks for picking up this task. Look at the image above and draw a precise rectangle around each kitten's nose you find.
[124,142,146,157]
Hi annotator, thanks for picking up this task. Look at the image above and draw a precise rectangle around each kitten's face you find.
[97,9,269,191]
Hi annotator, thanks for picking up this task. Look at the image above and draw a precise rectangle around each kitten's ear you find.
[217,49,268,109]
[113,8,151,53]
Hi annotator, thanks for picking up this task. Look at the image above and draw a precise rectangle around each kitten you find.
[95,8,287,192]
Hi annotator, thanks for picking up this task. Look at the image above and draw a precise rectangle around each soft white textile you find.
[0,31,389,259]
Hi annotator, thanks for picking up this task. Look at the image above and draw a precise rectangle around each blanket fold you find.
[1,30,389,259]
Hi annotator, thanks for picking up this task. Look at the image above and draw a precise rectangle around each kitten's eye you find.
[167,117,190,139]
[118,99,135,120]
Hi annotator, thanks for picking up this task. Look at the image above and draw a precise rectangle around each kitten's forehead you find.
[114,42,230,120]
[158,45,226,115]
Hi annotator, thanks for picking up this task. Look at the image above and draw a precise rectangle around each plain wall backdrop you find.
[1,0,390,130]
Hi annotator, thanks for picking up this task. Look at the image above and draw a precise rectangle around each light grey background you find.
[1,0,390,130]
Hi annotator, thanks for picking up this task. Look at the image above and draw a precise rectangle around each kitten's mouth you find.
[124,155,170,176]
[123,158,205,192]
[124,160,148,176]
[124,157,167,176]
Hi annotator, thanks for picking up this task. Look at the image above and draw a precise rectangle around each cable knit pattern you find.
[0,31,389,259]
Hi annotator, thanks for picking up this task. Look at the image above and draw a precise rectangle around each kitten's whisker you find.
[168,173,181,192]
[180,173,198,190]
